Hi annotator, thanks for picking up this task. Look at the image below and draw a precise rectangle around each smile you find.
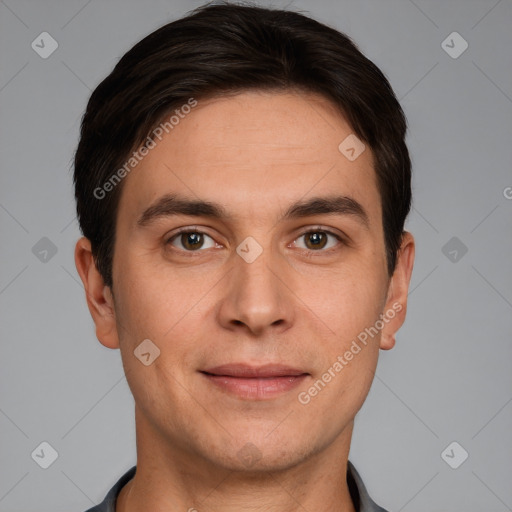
[200,364,309,400]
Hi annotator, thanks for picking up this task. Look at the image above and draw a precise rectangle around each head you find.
[74,2,414,473]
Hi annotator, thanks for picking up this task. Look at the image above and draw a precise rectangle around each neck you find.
[117,410,357,512]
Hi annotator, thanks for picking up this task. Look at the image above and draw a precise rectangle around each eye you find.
[167,230,217,251]
[293,229,342,251]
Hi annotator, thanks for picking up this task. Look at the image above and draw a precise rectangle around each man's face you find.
[95,91,410,471]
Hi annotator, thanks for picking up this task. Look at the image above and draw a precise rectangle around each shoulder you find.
[82,466,137,512]
[347,461,390,512]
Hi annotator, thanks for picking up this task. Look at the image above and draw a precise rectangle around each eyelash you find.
[165,227,345,255]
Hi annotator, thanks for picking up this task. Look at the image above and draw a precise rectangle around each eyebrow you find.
[137,193,369,228]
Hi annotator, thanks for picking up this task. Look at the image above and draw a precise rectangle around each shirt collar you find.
[347,461,390,511]
[86,461,388,512]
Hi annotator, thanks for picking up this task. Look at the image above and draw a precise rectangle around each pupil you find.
[184,232,202,249]
[308,232,326,249]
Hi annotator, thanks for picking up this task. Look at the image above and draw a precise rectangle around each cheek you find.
[112,254,214,355]
[112,262,200,410]
[297,272,384,414]
[302,264,386,350]
[112,274,166,343]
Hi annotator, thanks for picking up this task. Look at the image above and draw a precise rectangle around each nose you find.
[217,242,295,336]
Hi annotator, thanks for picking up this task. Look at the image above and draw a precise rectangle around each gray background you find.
[1,0,511,511]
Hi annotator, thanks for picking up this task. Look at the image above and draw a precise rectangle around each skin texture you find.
[75,90,415,512]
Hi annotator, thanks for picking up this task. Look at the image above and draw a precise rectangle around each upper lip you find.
[201,364,308,378]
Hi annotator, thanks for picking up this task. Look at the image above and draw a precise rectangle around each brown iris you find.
[304,232,328,250]
[180,232,204,250]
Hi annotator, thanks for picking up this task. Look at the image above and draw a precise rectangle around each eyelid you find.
[295,225,346,240]
[165,226,221,250]
[290,226,346,251]
[164,225,348,253]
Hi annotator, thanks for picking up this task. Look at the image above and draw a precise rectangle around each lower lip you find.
[201,373,308,400]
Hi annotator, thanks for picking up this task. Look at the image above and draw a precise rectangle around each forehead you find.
[117,90,380,226]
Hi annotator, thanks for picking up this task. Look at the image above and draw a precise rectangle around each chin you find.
[199,431,317,474]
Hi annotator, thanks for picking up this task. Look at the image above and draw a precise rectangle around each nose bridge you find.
[221,235,292,334]
[237,245,278,296]
[236,236,281,305]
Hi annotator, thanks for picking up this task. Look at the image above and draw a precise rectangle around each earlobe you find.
[380,231,415,351]
[74,237,120,349]
[380,332,396,351]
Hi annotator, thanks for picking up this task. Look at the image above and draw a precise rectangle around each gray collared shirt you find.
[84,461,389,512]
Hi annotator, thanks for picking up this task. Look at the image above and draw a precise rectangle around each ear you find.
[380,231,415,350]
[74,237,120,349]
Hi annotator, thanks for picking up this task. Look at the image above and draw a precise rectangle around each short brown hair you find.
[74,1,411,288]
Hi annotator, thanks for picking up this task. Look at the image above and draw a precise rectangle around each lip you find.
[202,363,307,378]
[200,364,309,400]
